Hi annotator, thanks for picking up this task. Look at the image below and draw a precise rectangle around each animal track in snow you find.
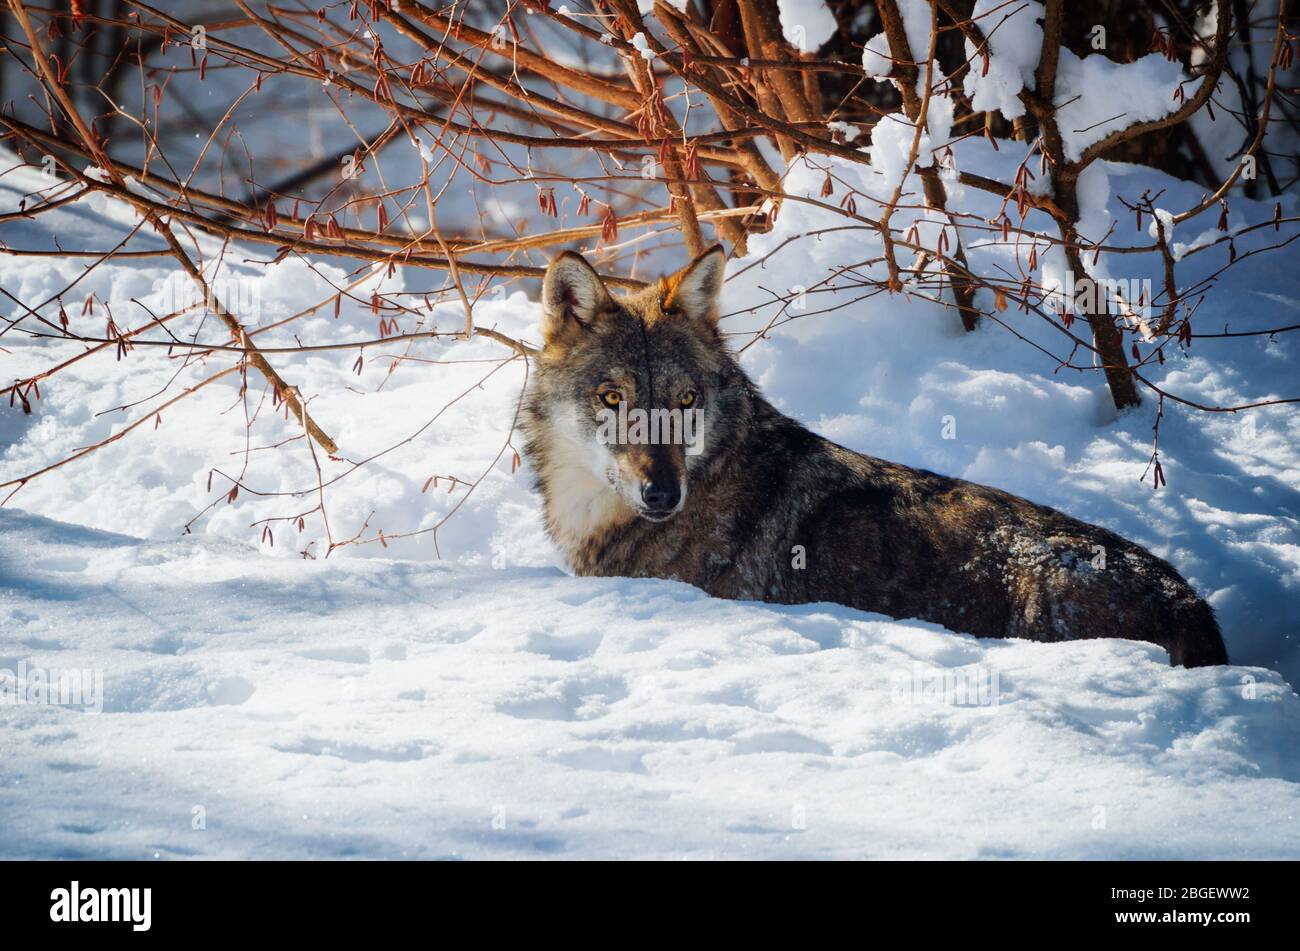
[292,646,371,664]
[525,627,603,661]
[495,674,628,721]
[272,736,435,763]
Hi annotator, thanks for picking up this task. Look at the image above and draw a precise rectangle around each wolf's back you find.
[747,416,1231,668]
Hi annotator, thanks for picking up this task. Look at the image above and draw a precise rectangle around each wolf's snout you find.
[640,479,681,515]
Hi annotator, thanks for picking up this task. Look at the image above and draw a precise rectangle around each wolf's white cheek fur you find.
[539,409,633,553]
[567,412,642,507]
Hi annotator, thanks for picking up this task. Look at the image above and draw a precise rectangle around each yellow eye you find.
[601,390,622,408]
[680,390,696,408]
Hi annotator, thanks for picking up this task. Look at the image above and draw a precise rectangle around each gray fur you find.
[521,247,1228,668]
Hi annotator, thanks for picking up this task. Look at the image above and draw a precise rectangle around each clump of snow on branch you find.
[630,32,655,60]
[962,0,1044,120]
[1054,50,1187,162]
[639,0,688,14]
[776,0,838,52]
[861,0,933,85]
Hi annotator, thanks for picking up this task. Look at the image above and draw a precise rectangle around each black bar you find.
[0,860,1287,937]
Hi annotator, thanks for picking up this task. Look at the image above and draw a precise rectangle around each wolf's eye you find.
[600,390,622,408]
[680,390,697,408]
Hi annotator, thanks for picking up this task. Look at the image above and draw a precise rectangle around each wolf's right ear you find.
[541,251,612,347]
[663,244,726,324]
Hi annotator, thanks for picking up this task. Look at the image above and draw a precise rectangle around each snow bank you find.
[2,508,1297,859]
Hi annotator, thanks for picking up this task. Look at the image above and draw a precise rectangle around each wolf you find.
[520,246,1228,667]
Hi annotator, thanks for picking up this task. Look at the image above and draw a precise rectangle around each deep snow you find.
[2,507,1298,859]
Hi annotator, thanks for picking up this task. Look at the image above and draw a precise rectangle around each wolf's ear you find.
[541,251,612,347]
[664,244,727,323]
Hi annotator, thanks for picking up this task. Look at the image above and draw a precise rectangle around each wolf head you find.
[523,245,749,535]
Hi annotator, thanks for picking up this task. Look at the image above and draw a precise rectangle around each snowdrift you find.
[2,507,1298,859]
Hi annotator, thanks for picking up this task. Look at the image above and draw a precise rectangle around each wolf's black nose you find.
[641,479,680,512]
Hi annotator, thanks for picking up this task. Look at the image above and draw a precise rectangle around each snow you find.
[640,0,688,15]
[860,0,952,152]
[1148,207,1176,243]
[1055,50,1188,162]
[863,0,935,84]
[826,121,861,143]
[861,32,894,80]
[776,0,838,52]
[630,32,656,61]
[3,507,1298,859]
[951,0,1185,153]
[861,0,932,84]
[868,113,935,191]
[1075,161,1115,254]
[957,3,1191,161]
[3,117,1300,858]
[962,0,1044,121]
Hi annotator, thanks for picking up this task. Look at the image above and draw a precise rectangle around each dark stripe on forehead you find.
[636,315,657,407]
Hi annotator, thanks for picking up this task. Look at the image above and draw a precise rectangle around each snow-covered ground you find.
[3,126,1300,858]
[3,507,1298,859]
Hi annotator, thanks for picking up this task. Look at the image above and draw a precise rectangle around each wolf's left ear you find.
[541,251,612,347]
[664,244,727,323]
